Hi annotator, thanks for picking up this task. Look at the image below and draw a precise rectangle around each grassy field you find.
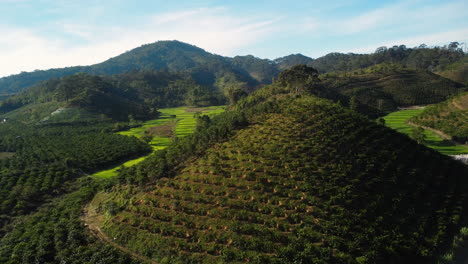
[92,106,225,178]
[384,109,468,155]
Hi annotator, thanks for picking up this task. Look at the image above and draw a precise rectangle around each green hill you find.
[436,57,468,85]
[0,70,225,123]
[321,64,465,113]
[410,92,468,143]
[84,66,468,263]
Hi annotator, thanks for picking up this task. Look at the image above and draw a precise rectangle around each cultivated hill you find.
[321,63,465,112]
[87,66,468,263]
[410,92,468,143]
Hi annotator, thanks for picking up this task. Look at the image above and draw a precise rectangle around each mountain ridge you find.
[0,40,465,94]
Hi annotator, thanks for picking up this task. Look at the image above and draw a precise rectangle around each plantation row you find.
[0,121,150,225]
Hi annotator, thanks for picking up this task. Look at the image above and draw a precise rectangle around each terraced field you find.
[92,106,225,178]
[384,109,468,155]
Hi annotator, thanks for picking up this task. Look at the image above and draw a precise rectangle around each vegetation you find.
[321,63,465,113]
[0,120,150,228]
[383,109,468,155]
[93,106,225,178]
[410,92,468,143]
[0,41,465,98]
[86,66,468,263]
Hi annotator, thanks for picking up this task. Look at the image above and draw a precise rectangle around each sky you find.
[0,0,467,77]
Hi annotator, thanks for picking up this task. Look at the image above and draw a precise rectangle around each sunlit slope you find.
[410,92,468,143]
[94,96,468,263]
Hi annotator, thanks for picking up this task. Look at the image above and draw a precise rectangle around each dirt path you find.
[406,121,452,140]
[452,101,464,111]
[81,203,159,264]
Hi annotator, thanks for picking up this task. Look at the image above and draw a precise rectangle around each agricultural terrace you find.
[383,109,468,155]
[92,106,225,178]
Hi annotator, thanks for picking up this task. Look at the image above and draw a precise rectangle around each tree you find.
[349,96,359,112]
[411,127,426,144]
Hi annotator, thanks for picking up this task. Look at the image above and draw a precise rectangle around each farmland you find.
[89,94,468,263]
[383,109,468,155]
[92,106,225,178]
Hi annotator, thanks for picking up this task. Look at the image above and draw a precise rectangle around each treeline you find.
[308,42,466,73]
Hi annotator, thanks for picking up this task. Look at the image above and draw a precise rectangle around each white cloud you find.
[0,7,279,77]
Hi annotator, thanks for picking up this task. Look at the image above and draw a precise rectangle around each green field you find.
[384,109,468,155]
[92,106,225,178]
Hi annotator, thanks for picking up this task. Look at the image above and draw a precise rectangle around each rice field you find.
[384,109,468,155]
[92,106,225,178]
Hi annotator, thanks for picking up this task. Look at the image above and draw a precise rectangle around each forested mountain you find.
[411,92,468,143]
[78,66,468,263]
[0,41,465,96]
[0,41,259,95]
[274,54,315,70]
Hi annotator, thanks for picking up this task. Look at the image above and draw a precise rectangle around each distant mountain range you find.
[0,40,466,94]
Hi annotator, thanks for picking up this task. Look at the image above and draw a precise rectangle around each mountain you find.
[84,66,468,263]
[1,41,466,97]
[321,63,466,113]
[410,92,468,143]
[274,54,315,70]
[0,41,260,95]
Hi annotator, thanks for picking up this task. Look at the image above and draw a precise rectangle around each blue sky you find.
[0,0,467,77]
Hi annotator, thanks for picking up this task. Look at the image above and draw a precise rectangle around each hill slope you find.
[0,70,227,123]
[88,70,468,263]
[321,64,465,112]
[410,92,468,143]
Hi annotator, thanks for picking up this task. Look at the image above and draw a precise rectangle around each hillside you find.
[321,64,465,112]
[410,92,468,143]
[436,57,468,85]
[0,71,224,123]
[84,67,468,263]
